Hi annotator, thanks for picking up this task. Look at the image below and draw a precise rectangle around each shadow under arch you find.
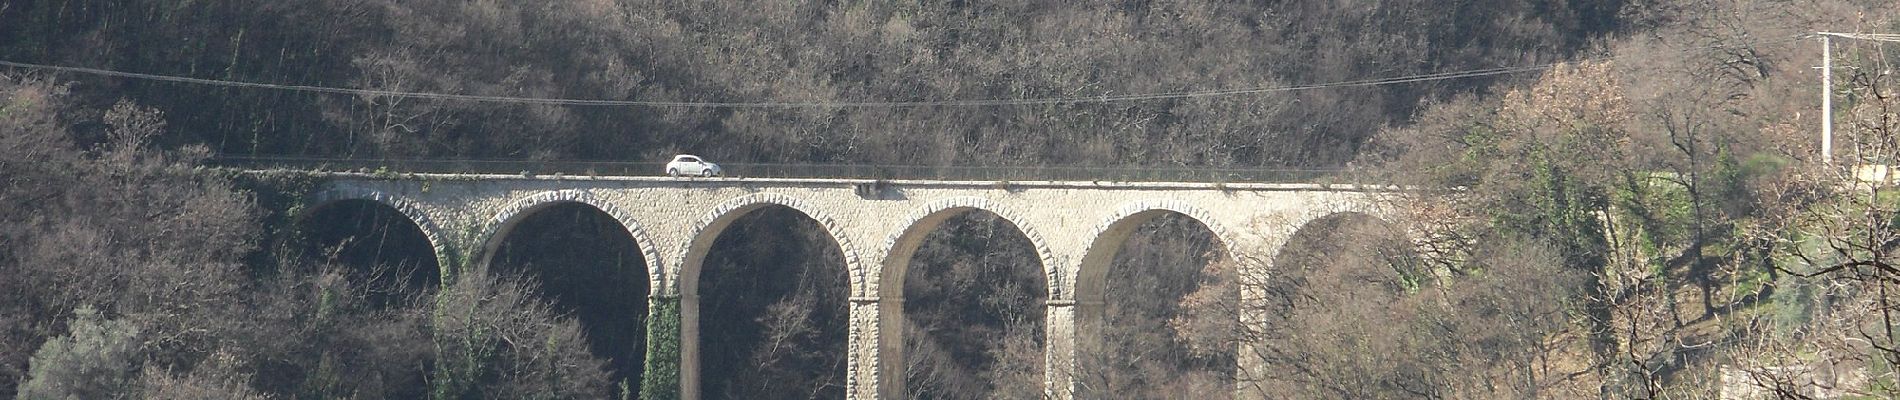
[1266,210,1417,284]
[1075,201,1235,306]
[475,190,656,397]
[677,192,857,400]
[1070,200,1234,398]
[676,193,862,297]
[295,189,449,307]
[304,188,451,275]
[1261,210,1421,301]
[471,190,663,288]
[1239,209,1416,397]
[878,197,1053,399]
[1276,210,1406,246]
[880,197,1055,299]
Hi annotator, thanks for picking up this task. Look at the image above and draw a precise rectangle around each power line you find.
[0,35,1803,108]
[1819,32,1900,43]
[0,59,1554,108]
[1812,31,1898,164]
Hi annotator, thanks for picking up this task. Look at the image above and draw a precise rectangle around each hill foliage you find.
[3,0,1900,399]
[1,0,1625,166]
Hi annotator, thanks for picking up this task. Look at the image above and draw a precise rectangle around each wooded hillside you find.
[2,0,1619,166]
[4,0,1900,399]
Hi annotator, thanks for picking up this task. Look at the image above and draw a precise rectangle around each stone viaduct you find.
[291,171,1407,399]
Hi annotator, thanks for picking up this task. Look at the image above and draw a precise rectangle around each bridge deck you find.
[212,156,1345,184]
[259,169,1398,192]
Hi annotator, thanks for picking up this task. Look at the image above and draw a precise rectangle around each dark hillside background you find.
[0,0,1619,166]
[5,0,1893,398]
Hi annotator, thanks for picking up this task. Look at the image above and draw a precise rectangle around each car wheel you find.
[701,169,714,177]
[668,168,679,177]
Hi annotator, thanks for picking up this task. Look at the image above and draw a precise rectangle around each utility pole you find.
[1816,31,1900,166]
[1820,33,1833,164]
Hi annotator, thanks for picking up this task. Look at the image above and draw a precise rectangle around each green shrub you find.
[640,297,682,400]
[16,306,142,400]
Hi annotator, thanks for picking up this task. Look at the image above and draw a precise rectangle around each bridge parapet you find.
[214,156,1345,183]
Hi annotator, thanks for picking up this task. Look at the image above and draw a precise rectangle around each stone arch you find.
[877,196,1055,299]
[1266,194,1408,260]
[1072,200,1235,303]
[474,189,657,398]
[676,192,860,400]
[1229,200,1413,398]
[1280,210,1402,240]
[1058,199,1238,399]
[874,197,1055,399]
[1268,206,1415,278]
[675,192,862,298]
[306,187,453,277]
[474,189,663,293]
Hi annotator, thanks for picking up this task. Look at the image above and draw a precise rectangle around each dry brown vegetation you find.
[0,1,1622,167]
[4,0,1900,399]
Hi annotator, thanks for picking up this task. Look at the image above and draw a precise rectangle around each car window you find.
[681,156,699,162]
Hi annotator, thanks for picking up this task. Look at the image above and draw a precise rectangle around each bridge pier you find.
[1044,299,1081,399]
[679,292,703,400]
[642,295,683,399]
[846,296,899,400]
[1234,248,1276,400]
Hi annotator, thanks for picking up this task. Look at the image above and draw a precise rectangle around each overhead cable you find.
[0,34,1805,108]
[1820,32,1900,42]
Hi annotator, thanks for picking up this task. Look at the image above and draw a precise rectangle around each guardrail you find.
[207,156,1344,183]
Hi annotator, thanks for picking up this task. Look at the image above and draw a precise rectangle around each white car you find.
[665,154,723,177]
